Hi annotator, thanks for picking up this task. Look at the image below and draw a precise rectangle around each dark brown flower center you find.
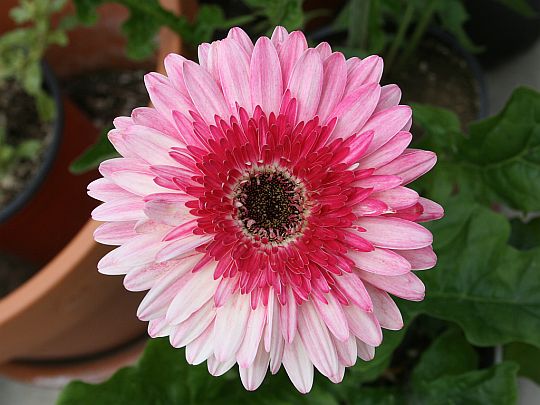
[233,169,308,243]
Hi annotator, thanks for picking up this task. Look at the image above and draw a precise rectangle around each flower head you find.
[89,26,443,393]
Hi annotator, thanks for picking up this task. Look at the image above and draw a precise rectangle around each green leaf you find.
[121,6,161,60]
[241,0,304,30]
[15,139,42,159]
[413,89,540,212]
[504,342,540,385]
[347,388,399,405]
[35,90,56,122]
[461,87,540,212]
[411,328,478,386]
[412,103,461,140]
[9,4,33,24]
[58,338,339,405]
[72,0,103,24]
[509,217,540,250]
[1,0,69,125]
[407,197,540,348]
[186,4,227,45]
[70,128,118,174]
[410,104,481,204]
[408,328,518,404]
[412,362,518,405]
[348,328,406,383]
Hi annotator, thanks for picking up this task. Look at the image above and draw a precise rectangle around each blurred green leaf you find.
[15,139,42,159]
[413,103,461,138]
[348,328,406,383]
[509,217,540,250]
[412,362,518,405]
[70,128,118,174]
[0,0,70,123]
[9,5,32,23]
[347,388,399,405]
[504,342,540,385]
[409,328,518,404]
[35,90,56,122]
[72,0,102,24]
[411,328,478,386]
[122,5,161,60]
[242,0,304,30]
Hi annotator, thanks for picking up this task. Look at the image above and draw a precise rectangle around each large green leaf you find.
[57,338,338,405]
[504,342,540,385]
[409,328,518,405]
[461,88,540,212]
[406,197,540,348]
[411,328,478,385]
[413,88,540,212]
[412,363,518,405]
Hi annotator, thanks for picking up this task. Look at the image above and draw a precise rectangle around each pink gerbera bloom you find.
[89,26,443,392]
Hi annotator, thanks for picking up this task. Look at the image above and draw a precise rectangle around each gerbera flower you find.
[89,26,443,393]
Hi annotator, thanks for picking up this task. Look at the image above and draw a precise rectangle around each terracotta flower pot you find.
[0,0,183,385]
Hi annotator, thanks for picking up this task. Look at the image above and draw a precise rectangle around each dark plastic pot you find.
[0,62,63,223]
[428,28,489,120]
[465,0,540,68]
[309,26,489,120]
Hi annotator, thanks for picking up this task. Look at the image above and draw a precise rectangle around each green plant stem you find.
[398,0,439,68]
[384,2,414,72]
[347,0,371,50]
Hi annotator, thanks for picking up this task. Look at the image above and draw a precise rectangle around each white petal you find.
[237,304,267,368]
[207,355,236,376]
[342,304,382,346]
[239,340,270,391]
[170,300,216,347]
[282,337,314,394]
[297,301,339,378]
[365,284,403,330]
[186,324,214,365]
[213,293,251,362]
[313,294,350,341]
[166,262,218,324]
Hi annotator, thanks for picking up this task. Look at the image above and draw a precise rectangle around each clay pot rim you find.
[0,336,148,387]
[0,61,65,223]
